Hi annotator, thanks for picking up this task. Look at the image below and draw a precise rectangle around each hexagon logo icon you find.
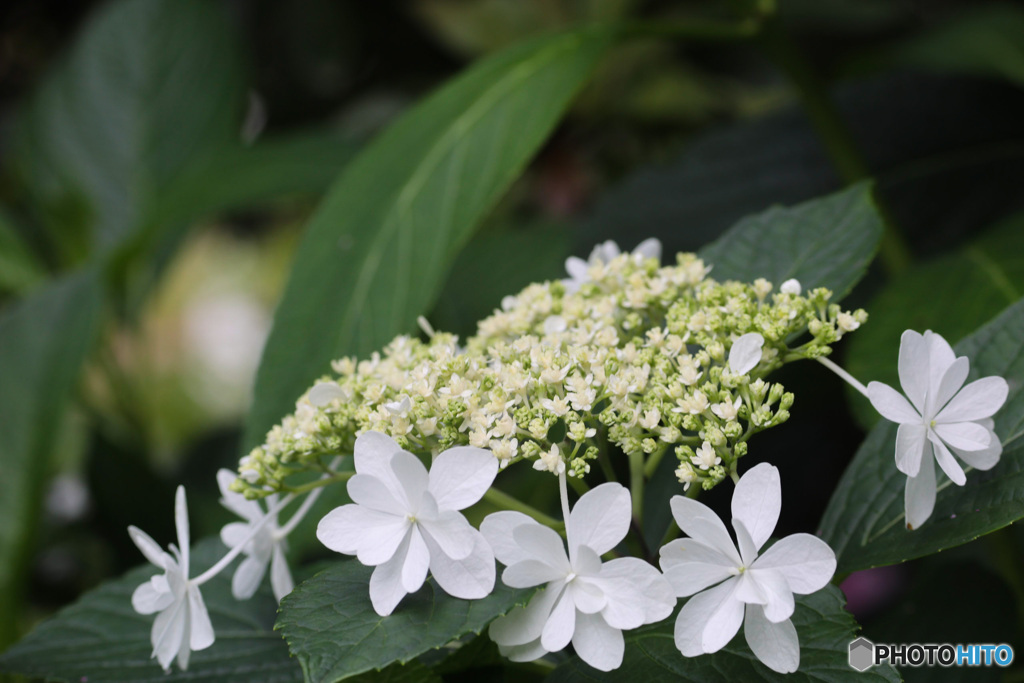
[849,637,875,672]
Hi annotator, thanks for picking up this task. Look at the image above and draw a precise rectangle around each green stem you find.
[285,471,353,495]
[758,20,913,276]
[644,444,669,478]
[483,487,563,530]
[629,451,645,524]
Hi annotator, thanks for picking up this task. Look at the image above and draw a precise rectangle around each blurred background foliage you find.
[1,0,1024,678]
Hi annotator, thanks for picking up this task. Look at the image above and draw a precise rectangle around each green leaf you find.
[844,213,1024,427]
[0,210,46,295]
[0,537,301,682]
[13,0,245,257]
[546,586,899,683]
[0,270,103,648]
[698,183,883,298]
[276,559,535,682]
[819,297,1024,572]
[243,27,615,451]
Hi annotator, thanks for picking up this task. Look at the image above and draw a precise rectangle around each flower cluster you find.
[235,242,866,497]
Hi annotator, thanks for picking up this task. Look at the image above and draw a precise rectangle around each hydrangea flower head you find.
[317,432,498,615]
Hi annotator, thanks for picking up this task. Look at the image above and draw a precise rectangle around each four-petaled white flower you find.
[563,238,662,292]
[128,486,214,672]
[317,432,498,616]
[728,333,764,375]
[659,463,836,674]
[216,469,293,602]
[867,330,1009,530]
[482,483,675,672]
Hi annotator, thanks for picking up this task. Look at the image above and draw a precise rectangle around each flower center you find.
[406,514,417,523]
[565,572,577,584]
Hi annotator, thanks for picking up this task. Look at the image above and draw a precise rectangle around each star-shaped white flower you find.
[482,483,675,672]
[867,330,1009,529]
[128,487,214,672]
[216,469,293,602]
[317,432,498,615]
[563,238,662,292]
[728,332,764,375]
[659,464,836,674]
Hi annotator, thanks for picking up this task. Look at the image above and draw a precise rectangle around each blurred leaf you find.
[863,5,1024,87]
[547,586,899,682]
[244,28,615,451]
[276,559,534,683]
[581,74,1024,260]
[430,221,572,338]
[0,537,302,682]
[844,212,1024,427]
[0,270,103,647]
[13,0,245,258]
[699,183,883,298]
[820,297,1024,572]
[0,210,46,295]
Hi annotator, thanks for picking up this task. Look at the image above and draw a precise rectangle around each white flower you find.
[533,444,566,475]
[317,432,498,615]
[660,464,836,674]
[482,484,675,671]
[867,330,1009,529]
[563,238,662,292]
[216,470,293,602]
[728,333,764,375]
[780,279,801,295]
[128,487,214,672]
[691,441,721,470]
[308,380,347,407]
[675,462,698,490]
[711,397,741,421]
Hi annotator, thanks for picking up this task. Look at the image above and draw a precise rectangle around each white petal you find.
[572,612,624,672]
[897,329,929,412]
[780,279,801,295]
[925,356,968,418]
[596,557,676,627]
[570,579,607,614]
[573,545,603,577]
[929,437,966,486]
[567,483,631,562]
[673,578,742,656]
[514,523,570,571]
[895,423,927,477]
[391,451,429,511]
[369,532,412,616]
[669,496,742,565]
[867,382,920,424]
[660,538,736,598]
[936,376,1010,423]
[565,256,589,281]
[728,333,764,375]
[732,570,766,605]
[424,530,495,599]
[132,576,174,614]
[924,330,957,386]
[309,381,345,407]
[732,519,759,567]
[952,432,1002,471]
[175,487,190,574]
[129,526,170,568]
[747,568,793,622]
[187,585,215,651]
[752,534,836,594]
[216,469,263,521]
[231,554,267,600]
[347,474,406,514]
[419,510,476,560]
[541,587,577,652]
[316,504,409,565]
[427,446,498,510]
[353,431,406,500]
[503,561,566,589]
[934,422,991,452]
[271,545,294,602]
[402,526,430,593]
[731,462,781,551]
[497,639,549,663]
[151,600,186,671]
[905,456,937,531]
[481,511,537,566]
[632,237,662,262]
[490,583,562,647]
[744,605,799,674]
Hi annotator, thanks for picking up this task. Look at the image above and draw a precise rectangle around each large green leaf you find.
[699,183,883,297]
[275,559,535,682]
[0,210,45,295]
[0,538,300,682]
[12,0,245,258]
[843,213,1024,427]
[819,297,1024,572]
[546,586,899,683]
[243,28,615,450]
[0,270,103,647]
